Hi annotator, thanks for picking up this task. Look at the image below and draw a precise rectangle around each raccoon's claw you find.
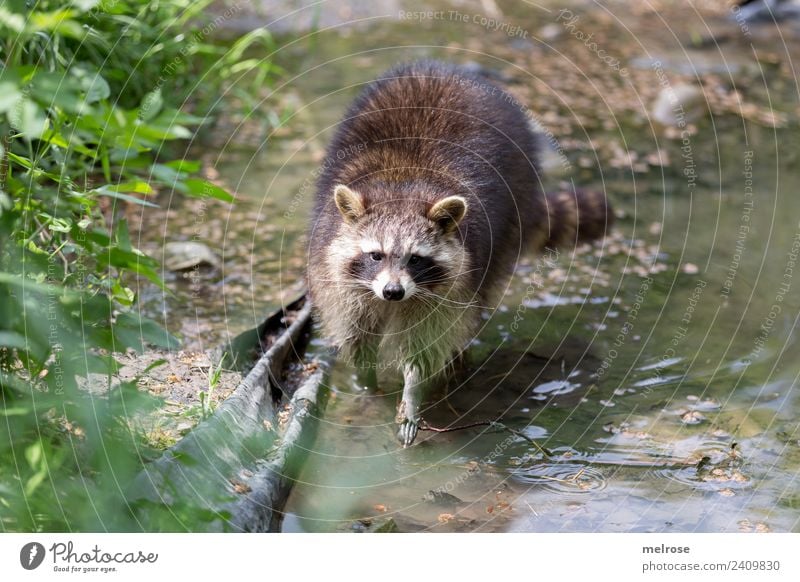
[397,368,423,447]
[397,419,419,448]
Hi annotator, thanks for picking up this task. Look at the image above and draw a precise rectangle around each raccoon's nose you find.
[382,283,405,301]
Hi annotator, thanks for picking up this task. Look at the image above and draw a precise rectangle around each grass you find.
[0,0,286,531]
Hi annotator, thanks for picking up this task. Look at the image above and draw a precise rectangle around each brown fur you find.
[305,61,612,440]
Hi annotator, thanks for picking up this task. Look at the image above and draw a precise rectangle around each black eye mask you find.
[347,253,387,281]
[406,255,446,286]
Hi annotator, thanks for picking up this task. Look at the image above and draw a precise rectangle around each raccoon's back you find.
[316,61,540,202]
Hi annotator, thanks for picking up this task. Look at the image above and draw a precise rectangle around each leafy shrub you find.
[0,0,281,530]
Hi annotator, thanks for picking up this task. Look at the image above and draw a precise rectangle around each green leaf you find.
[183,179,234,203]
[25,466,49,497]
[132,121,192,142]
[164,159,201,173]
[0,407,31,416]
[81,352,119,376]
[7,151,32,169]
[100,246,165,289]
[139,88,163,121]
[0,331,28,350]
[91,187,159,208]
[82,73,110,104]
[114,311,180,351]
[42,130,69,148]
[0,191,10,215]
[171,450,200,467]
[0,81,22,113]
[108,379,163,416]
[114,218,132,251]
[150,163,181,184]
[27,240,48,255]
[25,442,43,470]
[107,181,154,195]
[30,72,84,113]
[0,7,25,33]
[72,0,100,11]
[144,359,168,373]
[47,216,72,233]
[0,272,67,295]
[111,282,135,306]
[29,10,85,39]
[42,129,96,156]
[9,99,48,140]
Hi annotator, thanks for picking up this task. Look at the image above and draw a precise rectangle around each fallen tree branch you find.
[130,294,332,531]
[419,419,553,459]
[228,367,327,531]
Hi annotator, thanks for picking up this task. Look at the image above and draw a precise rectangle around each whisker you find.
[414,288,488,309]
[313,279,373,289]
[415,266,482,279]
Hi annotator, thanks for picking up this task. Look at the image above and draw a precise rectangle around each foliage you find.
[199,353,224,420]
[0,0,281,531]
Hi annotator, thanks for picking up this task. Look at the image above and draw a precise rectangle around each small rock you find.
[682,262,700,274]
[681,410,706,425]
[424,490,464,507]
[538,23,563,41]
[651,84,706,126]
[163,241,221,271]
[176,421,194,435]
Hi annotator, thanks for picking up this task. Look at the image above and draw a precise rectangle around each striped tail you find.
[540,184,613,250]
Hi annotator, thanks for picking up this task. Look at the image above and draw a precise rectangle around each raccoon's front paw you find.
[397,419,419,448]
[395,399,420,447]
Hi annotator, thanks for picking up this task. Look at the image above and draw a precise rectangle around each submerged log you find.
[229,365,326,531]
[131,294,331,531]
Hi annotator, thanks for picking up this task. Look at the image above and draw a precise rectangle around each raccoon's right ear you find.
[333,184,366,224]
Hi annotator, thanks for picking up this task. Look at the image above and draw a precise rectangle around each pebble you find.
[651,84,707,126]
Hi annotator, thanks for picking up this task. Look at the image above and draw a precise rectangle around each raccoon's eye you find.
[408,254,421,265]
[369,252,383,261]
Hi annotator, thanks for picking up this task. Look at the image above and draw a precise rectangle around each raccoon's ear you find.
[333,184,366,224]
[427,196,467,233]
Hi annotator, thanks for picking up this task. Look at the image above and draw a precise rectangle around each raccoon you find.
[307,61,612,446]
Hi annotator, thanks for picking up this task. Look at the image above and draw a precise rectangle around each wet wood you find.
[131,294,330,531]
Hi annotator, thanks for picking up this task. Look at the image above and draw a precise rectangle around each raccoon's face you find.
[331,184,468,302]
[350,235,442,302]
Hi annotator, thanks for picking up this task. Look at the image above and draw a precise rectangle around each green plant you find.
[199,353,225,420]
[0,0,283,531]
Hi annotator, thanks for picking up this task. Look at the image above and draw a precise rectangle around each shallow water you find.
[139,1,800,532]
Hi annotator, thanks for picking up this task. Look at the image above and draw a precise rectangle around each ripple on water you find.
[522,293,609,309]
[530,379,582,400]
[632,374,684,388]
[638,356,684,371]
[650,440,751,492]
[512,462,607,494]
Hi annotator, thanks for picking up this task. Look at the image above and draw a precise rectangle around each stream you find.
[135,0,800,532]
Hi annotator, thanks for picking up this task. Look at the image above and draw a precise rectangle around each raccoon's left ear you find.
[333,184,366,224]
[427,196,468,233]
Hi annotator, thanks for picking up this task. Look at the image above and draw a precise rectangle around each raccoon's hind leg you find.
[396,363,426,447]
